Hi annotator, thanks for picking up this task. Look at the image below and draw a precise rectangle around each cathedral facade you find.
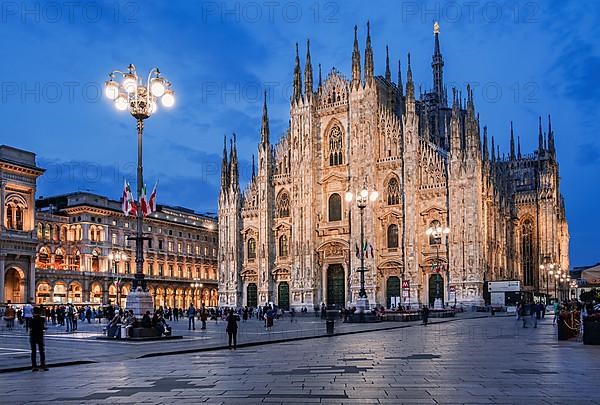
[218,24,569,310]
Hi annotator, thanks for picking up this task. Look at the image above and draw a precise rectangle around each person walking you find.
[421,305,430,326]
[553,301,560,325]
[85,306,92,324]
[4,302,15,330]
[30,306,48,371]
[23,301,33,332]
[187,303,196,330]
[226,309,239,350]
[531,302,538,328]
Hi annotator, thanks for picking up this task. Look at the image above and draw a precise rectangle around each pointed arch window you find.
[276,192,290,218]
[328,125,343,166]
[279,235,288,257]
[387,224,399,248]
[247,238,256,260]
[521,219,534,286]
[387,177,400,205]
[328,193,342,222]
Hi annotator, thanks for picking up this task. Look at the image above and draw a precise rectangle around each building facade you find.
[1,145,44,304]
[34,192,219,308]
[218,24,570,309]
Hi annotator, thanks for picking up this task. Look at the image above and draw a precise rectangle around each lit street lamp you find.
[191,281,203,306]
[345,187,378,312]
[105,64,175,315]
[108,250,127,306]
[425,224,450,308]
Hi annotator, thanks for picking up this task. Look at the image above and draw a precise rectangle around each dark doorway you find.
[428,273,444,307]
[247,283,258,308]
[327,264,345,308]
[386,276,401,308]
[278,282,290,310]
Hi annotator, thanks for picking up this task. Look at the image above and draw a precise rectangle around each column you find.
[0,254,5,303]
[28,257,35,302]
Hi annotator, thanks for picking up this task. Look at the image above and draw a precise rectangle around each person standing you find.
[23,301,33,332]
[200,304,207,330]
[187,303,196,330]
[85,306,92,323]
[30,306,48,371]
[4,302,15,330]
[421,305,430,326]
[226,309,239,350]
[553,301,560,325]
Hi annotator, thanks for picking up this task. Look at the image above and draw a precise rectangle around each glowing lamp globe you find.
[161,90,175,107]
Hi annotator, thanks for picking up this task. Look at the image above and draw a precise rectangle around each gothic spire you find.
[351,25,362,88]
[397,59,403,96]
[548,114,555,155]
[510,121,515,160]
[385,45,391,82]
[229,133,239,189]
[304,39,313,96]
[318,63,322,89]
[221,134,229,190]
[537,115,544,153]
[518,136,522,158]
[406,52,414,99]
[432,21,445,106]
[491,135,496,162]
[261,91,270,146]
[483,126,489,161]
[364,21,374,83]
[293,42,302,102]
[251,154,256,179]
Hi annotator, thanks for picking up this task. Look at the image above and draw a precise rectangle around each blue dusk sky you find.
[0,1,598,267]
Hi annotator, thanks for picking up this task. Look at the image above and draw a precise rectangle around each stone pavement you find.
[0,312,486,372]
[0,315,598,404]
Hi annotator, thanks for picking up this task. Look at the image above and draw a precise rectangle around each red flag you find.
[140,184,150,217]
[127,182,137,216]
[121,180,129,216]
[355,242,360,258]
[148,180,158,214]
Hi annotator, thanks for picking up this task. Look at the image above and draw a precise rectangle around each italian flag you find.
[121,180,129,215]
[140,184,150,217]
[127,181,137,216]
[148,180,158,214]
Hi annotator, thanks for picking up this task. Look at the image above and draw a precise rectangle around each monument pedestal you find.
[356,297,370,313]
[125,288,154,318]
[434,298,443,310]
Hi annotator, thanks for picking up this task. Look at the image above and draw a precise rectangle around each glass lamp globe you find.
[161,90,175,107]
[369,191,379,201]
[115,94,128,111]
[149,100,158,114]
[360,189,368,199]
[104,80,119,100]
[150,77,166,97]
[122,253,128,261]
[344,191,353,202]
[122,73,137,94]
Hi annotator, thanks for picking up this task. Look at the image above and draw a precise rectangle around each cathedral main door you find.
[327,264,345,308]
[247,283,258,308]
[428,274,444,307]
[278,282,289,310]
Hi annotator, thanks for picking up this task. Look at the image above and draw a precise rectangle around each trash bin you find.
[326,320,334,335]
[120,325,128,339]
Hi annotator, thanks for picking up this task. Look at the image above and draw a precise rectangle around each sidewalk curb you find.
[0,360,96,374]
[138,314,492,359]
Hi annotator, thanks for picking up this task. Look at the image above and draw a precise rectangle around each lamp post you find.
[191,281,203,307]
[105,65,175,316]
[345,187,378,312]
[425,224,450,308]
[108,250,127,306]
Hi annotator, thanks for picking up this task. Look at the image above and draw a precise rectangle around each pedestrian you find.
[242,306,248,322]
[85,306,92,323]
[23,301,34,332]
[187,303,196,330]
[553,301,560,325]
[30,306,48,372]
[521,302,528,328]
[421,305,430,326]
[4,301,15,330]
[200,304,207,330]
[290,307,296,323]
[531,302,538,328]
[226,309,239,350]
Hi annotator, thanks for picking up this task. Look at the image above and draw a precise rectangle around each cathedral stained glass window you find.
[328,193,342,222]
[387,177,400,205]
[328,125,343,166]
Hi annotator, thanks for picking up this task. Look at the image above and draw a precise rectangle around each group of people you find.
[106,308,172,338]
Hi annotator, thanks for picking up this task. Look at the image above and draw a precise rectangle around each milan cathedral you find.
[218,23,569,309]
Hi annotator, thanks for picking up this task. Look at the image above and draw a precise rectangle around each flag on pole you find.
[140,184,150,217]
[121,180,129,215]
[363,241,369,258]
[355,242,360,258]
[148,180,158,214]
[370,244,374,258]
[127,181,137,216]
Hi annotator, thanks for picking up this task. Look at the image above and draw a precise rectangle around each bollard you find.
[326,320,334,335]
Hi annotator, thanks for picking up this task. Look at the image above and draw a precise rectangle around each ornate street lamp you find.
[191,281,203,307]
[108,250,127,306]
[345,187,378,313]
[104,64,175,316]
[425,224,450,308]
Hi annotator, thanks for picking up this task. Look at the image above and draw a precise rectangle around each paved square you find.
[0,315,598,404]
